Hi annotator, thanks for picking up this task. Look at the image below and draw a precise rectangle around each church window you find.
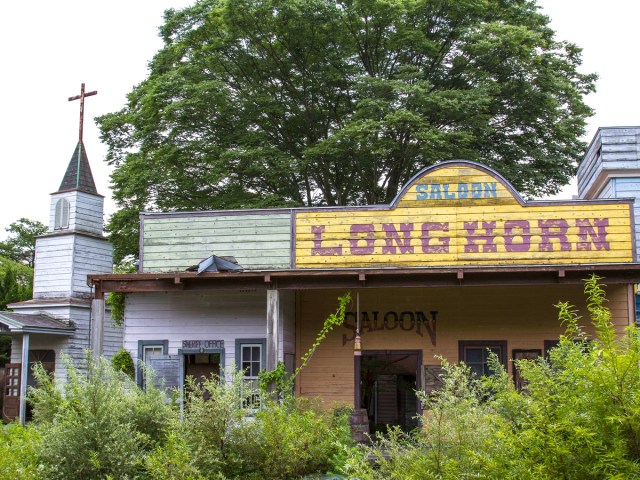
[54,198,70,230]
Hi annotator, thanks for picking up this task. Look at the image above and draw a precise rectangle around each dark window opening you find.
[458,341,507,378]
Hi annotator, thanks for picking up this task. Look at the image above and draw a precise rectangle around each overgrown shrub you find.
[167,369,353,480]
[253,399,352,479]
[111,346,135,378]
[29,354,173,479]
[342,275,640,479]
[0,422,41,480]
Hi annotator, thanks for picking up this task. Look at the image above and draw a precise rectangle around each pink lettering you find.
[350,224,375,255]
[311,225,342,256]
[382,223,414,254]
[539,219,571,252]
[464,221,497,253]
[421,222,450,254]
[576,218,610,251]
[504,220,531,252]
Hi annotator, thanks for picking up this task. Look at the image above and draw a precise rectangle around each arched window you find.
[54,198,70,230]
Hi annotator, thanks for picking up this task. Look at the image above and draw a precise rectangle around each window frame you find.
[137,340,168,387]
[235,338,266,409]
[458,340,508,377]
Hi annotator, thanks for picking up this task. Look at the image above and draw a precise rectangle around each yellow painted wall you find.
[295,284,631,406]
[295,165,633,268]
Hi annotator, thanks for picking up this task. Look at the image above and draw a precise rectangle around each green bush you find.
[159,369,353,480]
[111,347,135,379]
[29,354,173,479]
[253,399,352,479]
[0,422,41,480]
[342,275,640,479]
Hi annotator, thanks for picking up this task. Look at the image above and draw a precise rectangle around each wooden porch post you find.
[18,333,29,425]
[266,289,280,371]
[90,286,105,357]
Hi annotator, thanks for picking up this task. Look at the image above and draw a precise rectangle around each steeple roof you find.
[56,141,98,194]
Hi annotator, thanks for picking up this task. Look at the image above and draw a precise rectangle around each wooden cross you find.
[68,83,97,143]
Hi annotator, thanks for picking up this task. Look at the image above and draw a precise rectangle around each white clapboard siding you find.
[33,235,75,297]
[614,178,640,258]
[49,191,105,235]
[71,236,113,296]
[141,212,292,272]
[578,127,640,197]
[124,291,271,371]
[33,234,112,298]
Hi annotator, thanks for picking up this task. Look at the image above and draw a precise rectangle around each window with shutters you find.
[54,198,70,230]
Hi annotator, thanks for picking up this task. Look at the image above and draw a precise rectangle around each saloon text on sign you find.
[415,182,497,200]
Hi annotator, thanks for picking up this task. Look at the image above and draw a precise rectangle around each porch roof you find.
[89,262,640,296]
[0,312,75,336]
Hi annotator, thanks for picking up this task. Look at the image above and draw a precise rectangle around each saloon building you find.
[85,127,640,432]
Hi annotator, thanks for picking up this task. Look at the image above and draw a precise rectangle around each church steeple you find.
[55,142,98,194]
[47,84,104,235]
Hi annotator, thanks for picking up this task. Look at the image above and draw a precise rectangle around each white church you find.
[0,137,122,423]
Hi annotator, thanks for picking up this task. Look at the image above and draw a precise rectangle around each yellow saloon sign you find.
[294,161,634,268]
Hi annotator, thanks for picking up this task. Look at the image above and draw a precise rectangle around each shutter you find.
[421,365,445,396]
[54,199,70,229]
[148,355,181,393]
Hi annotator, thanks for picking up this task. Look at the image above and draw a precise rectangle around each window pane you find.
[469,364,484,378]
[242,347,250,360]
[144,346,163,361]
[488,347,501,359]
[252,346,260,361]
[242,361,251,372]
[250,363,260,377]
[465,347,483,363]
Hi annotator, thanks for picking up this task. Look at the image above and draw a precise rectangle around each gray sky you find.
[1,0,638,235]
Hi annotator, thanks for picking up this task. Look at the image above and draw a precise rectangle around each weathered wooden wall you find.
[578,127,640,198]
[295,284,631,406]
[49,191,105,236]
[124,291,271,370]
[141,213,292,272]
[33,235,112,299]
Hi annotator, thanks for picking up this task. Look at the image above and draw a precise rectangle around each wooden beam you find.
[91,263,640,293]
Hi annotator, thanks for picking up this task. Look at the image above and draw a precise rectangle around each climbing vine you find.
[259,292,351,396]
[106,257,137,327]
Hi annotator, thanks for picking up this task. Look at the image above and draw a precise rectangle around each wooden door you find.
[2,363,20,422]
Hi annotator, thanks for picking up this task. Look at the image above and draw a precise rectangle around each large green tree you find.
[0,218,47,268]
[98,0,596,261]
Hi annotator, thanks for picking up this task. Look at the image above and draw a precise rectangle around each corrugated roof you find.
[55,141,98,194]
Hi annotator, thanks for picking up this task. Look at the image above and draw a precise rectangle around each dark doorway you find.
[184,352,221,387]
[358,350,421,433]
